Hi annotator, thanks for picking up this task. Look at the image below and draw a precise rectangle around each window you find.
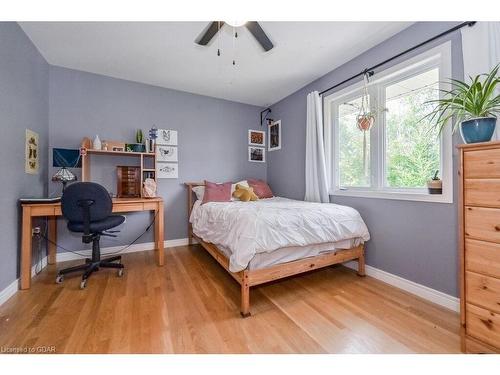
[338,95,371,187]
[324,43,453,203]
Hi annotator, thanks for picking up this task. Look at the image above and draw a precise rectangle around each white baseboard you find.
[57,238,191,262]
[0,279,19,307]
[32,256,48,277]
[0,255,48,307]
[0,238,191,307]
[344,261,459,312]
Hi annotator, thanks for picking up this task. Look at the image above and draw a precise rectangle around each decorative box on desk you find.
[458,141,500,353]
[117,166,140,197]
[81,137,157,198]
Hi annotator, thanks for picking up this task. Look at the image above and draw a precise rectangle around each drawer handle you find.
[495,225,500,232]
[480,319,493,329]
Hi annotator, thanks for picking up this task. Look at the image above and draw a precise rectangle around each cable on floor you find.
[40,210,158,258]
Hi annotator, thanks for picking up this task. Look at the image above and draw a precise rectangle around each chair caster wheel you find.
[80,279,87,289]
[117,268,124,277]
[56,275,64,284]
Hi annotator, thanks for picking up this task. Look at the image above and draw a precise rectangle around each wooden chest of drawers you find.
[459,141,500,353]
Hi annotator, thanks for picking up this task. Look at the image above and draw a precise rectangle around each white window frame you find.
[324,42,453,204]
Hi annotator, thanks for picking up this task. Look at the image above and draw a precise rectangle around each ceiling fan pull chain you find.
[232,26,236,66]
[217,21,222,57]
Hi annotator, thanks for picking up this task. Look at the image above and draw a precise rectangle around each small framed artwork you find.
[268,120,281,151]
[248,129,266,146]
[156,145,178,162]
[157,162,178,179]
[157,129,178,146]
[25,129,39,174]
[248,146,266,163]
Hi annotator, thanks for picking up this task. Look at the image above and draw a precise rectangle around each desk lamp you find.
[52,148,80,192]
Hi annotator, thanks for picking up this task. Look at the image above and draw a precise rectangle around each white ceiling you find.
[20,22,412,107]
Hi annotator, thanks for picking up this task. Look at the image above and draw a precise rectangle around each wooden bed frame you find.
[185,182,366,317]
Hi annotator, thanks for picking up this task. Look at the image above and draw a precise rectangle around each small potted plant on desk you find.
[425,64,500,144]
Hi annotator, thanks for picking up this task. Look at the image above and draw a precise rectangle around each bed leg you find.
[240,273,251,318]
[357,247,366,277]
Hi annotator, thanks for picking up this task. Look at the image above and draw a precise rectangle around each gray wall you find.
[267,22,464,297]
[0,23,49,291]
[49,66,266,251]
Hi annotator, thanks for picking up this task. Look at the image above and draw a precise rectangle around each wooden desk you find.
[21,197,164,290]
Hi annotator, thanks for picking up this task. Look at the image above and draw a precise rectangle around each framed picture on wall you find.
[248,129,266,146]
[248,146,265,163]
[156,145,178,162]
[157,162,178,179]
[157,129,178,146]
[268,120,281,151]
[25,129,39,174]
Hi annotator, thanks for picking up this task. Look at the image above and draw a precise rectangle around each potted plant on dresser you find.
[425,64,500,143]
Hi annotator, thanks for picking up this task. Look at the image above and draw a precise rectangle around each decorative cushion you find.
[247,179,274,199]
[193,180,249,201]
[202,181,232,204]
[232,184,259,202]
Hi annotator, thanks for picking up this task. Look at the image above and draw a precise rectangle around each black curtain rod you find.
[319,21,476,96]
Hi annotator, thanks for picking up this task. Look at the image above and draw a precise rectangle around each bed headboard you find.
[184,182,205,244]
[184,182,205,215]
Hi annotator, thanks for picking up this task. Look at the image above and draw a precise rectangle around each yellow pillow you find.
[232,184,259,202]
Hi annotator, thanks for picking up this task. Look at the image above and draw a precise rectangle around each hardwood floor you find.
[0,245,461,353]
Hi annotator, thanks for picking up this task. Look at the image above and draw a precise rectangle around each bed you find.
[185,182,370,317]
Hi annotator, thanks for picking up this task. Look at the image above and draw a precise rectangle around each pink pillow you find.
[247,179,274,199]
[202,181,232,204]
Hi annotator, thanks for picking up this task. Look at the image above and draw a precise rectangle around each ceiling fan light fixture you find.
[224,21,247,28]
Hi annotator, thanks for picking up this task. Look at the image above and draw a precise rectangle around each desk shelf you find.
[85,149,155,157]
[81,137,157,198]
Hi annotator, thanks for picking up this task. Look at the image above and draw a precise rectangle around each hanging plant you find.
[357,112,375,131]
[357,72,375,132]
[343,72,387,179]
[357,72,374,177]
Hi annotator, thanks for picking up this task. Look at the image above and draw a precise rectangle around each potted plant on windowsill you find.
[427,170,442,195]
[425,64,500,144]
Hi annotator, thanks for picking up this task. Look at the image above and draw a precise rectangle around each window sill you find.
[330,189,453,204]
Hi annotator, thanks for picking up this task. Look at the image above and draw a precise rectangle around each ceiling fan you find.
[195,21,274,52]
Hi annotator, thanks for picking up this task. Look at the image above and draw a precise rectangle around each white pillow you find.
[192,180,249,201]
[192,186,205,201]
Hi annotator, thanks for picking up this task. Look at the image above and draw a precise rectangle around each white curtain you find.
[461,22,500,138]
[305,91,329,203]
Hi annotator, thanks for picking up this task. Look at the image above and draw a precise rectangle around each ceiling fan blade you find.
[245,22,274,51]
[196,21,224,46]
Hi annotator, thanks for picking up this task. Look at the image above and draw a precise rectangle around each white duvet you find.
[190,197,370,272]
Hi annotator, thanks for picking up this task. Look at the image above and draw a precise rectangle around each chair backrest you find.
[61,182,112,223]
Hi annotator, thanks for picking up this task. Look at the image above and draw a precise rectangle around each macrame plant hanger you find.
[356,71,374,180]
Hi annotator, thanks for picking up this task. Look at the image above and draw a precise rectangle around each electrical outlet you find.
[32,226,41,236]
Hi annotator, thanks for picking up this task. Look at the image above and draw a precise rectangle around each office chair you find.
[56,182,125,289]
